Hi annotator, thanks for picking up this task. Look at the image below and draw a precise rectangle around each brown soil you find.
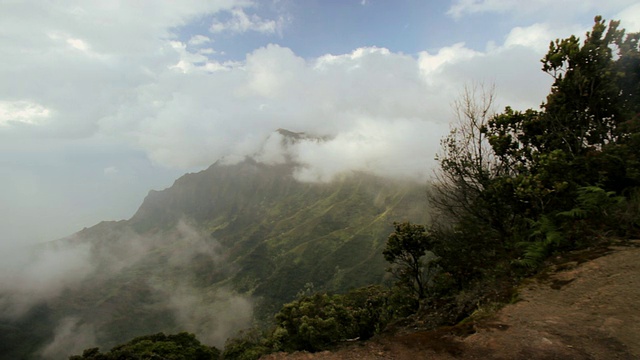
[263,242,640,359]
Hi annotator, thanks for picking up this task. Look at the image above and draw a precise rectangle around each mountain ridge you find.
[0,155,431,359]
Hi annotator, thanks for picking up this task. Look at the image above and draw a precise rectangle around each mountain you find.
[0,154,430,359]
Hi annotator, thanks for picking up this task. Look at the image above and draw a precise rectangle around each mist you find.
[0,243,94,320]
[3,1,637,246]
[2,1,640,358]
[0,219,253,358]
[39,317,98,360]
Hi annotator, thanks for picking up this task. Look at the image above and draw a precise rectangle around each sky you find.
[1,0,639,246]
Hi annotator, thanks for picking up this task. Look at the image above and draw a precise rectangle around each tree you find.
[271,293,347,352]
[487,16,640,189]
[426,16,640,277]
[431,83,498,221]
[427,84,527,283]
[429,83,522,243]
[268,286,391,353]
[480,16,639,266]
[69,332,220,360]
[383,222,436,299]
[222,328,271,360]
[484,17,640,221]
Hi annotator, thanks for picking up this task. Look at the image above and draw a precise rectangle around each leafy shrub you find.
[271,286,391,352]
[69,332,220,360]
[222,329,270,360]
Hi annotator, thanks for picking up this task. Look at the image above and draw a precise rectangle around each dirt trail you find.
[263,243,640,359]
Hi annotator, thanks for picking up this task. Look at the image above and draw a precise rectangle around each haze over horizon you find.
[1,0,639,246]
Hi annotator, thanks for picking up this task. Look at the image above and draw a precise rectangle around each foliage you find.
[484,16,640,213]
[429,16,640,283]
[270,286,391,352]
[517,215,565,268]
[383,222,438,299]
[220,286,392,358]
[1,160,432,360]
[222,329,271,360]
[431,83,515,239]
[44,16,640,360]
[69,332,220,360]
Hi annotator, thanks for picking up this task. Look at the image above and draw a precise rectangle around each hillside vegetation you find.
[0,158,430,359]
[190,16,639,359]
[260,242,640,359]
[2,15,638,360]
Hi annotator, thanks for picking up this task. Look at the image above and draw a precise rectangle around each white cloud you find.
[616,3,640,32]
[0,243,94,319]
[39,317,97,360]
[504,23,553,52]
[210,7,285,34]
[188,34,212,46]
[103,166,118,176]
[0,0,250,138]
[79,32,557,182]
[0,100,51,126]
[2,0,634,246]
[448,0,511,18]
[66,37,90,52]
[447,0,638,19]
[418,43,480,76]
[290,118,447,182]
[199,47,217,55]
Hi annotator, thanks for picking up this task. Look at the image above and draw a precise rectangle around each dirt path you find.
[263,243,640,359]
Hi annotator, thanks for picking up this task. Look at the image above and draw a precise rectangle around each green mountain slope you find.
[0,157,430,359]
[129,158,429,308]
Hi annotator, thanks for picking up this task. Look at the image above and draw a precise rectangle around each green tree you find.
[222,328,270,360]
[271,293,352,352]
[431,83,503,227]
[69,332,220,360]
[428,16,640,278]
[267,286,391,353]
[484,17,640,262]
[383,222,437,299]
[487,16,640,198]
[430,83,524,260]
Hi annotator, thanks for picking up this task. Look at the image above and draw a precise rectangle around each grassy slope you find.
[0,159,430,358]
[129,159,430,314]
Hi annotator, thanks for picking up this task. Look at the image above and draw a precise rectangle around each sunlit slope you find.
[0,158,430,359]
[130,158,429,309]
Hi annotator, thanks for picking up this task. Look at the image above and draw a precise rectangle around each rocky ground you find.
[263,241,640,359]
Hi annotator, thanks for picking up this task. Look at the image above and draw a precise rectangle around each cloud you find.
[0,243,94,319]
[289,118,447,182]
[0,0,246,137]
[210,7,285,35]
[188,35,212,46]
[0,219,251,355]
[616,3,640,31]
[447,0,638,19]
[0,100,52,126]
[504,23,556,53]
[2,0,637,246]
[154,285,254,347]
[143,220,253,347]
[39,317,98,360]
[92,35,557,182]
[418,43,480,76]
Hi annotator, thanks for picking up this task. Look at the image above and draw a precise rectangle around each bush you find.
[69,332,220,360]
[271,286,391,352]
